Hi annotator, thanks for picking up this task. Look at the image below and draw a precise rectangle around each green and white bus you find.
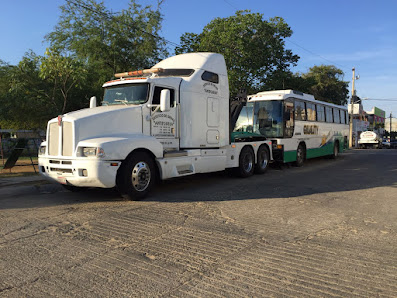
[232,90,349,166]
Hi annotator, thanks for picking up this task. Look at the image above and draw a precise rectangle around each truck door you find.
[150,86,179,150]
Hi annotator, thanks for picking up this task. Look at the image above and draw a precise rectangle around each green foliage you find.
[302,65,349,105]
[0,52,52,129]
[175,10,299,98]
[0,0,167,130]
[45,0,167,81]
[40,48,88,114]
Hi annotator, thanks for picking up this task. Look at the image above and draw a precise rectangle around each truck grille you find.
[48,121,74,156]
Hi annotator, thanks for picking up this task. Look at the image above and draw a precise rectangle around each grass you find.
[0,172,39,179]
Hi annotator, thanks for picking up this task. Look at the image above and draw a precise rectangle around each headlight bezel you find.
[77,146,105,158]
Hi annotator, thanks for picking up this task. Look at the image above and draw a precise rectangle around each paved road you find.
[1,149,396,297]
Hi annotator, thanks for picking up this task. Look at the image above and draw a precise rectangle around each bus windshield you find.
[253,100,283,138]
[102,83,149,106]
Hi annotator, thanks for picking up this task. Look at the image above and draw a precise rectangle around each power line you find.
[286,39,349,72]
[222,0,239,11]
[363,98,397,101]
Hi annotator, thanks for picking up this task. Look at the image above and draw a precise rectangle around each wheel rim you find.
[259,150,268,169]
[131,161,151,192]
[243,153,254,173]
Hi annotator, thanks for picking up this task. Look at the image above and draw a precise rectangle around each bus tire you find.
[255,145,269,174]
[235,146,255,178]
[122,152,156,200]
[294,144,305,167]
[331,142,339,159]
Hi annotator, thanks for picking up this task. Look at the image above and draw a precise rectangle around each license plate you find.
[58,177,67,184]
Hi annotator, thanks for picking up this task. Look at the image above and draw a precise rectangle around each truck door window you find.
[152,87,175,107]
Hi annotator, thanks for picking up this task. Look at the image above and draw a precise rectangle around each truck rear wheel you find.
[122,152,156,200]
[255,145,269,174]
[235,146,255,178]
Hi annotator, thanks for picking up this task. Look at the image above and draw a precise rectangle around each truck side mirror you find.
[90,96,97,108]
[160,89,170,112]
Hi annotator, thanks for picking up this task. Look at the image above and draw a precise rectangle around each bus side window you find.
[307,102,316,121]
[317,105,325,122]
[295,100,306,121]
[340,109,346,124]
[334,108,340,123]
[325,106,333,123]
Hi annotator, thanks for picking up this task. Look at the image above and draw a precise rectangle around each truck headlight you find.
[39,146,46,155]
[83,147,97,157]
[77,147,105,158]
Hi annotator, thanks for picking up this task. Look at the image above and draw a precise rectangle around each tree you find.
[0,52,53,129]
[175,10,299,98]
[303,65,349,105]
[45,0,167,84]
[40,48,88,114]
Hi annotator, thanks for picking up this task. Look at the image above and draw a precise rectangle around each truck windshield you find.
[102,83,149,105]
[253,100,283,138]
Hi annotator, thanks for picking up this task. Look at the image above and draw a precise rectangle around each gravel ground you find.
[0,149,396,297]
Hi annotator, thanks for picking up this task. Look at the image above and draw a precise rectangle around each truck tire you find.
[255,145,269,174]
[122,152,156,200]
[235,146,255,178]
[294,144,305,167]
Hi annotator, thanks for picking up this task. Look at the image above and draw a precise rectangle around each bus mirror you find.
[160,89,170,112]
[284,112,291,121]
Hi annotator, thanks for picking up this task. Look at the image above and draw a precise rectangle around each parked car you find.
[383,139,397,149]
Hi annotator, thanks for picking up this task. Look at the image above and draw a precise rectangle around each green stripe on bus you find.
[283,139,347,163]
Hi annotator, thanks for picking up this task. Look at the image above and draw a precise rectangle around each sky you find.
[1,0,397,117]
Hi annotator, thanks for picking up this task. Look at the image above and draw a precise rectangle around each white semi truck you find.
[38,52,272,199]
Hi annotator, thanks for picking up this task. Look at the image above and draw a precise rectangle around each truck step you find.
[164,150,188,158]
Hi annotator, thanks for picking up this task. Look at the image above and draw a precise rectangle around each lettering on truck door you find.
[150,86,179,149]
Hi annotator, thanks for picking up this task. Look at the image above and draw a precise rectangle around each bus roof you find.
[248,89,347,110]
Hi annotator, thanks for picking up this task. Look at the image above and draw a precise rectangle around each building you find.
[348,103,368,147]
[365,107,386,135]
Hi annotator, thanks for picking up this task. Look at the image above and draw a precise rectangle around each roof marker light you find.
[114,68,164,78]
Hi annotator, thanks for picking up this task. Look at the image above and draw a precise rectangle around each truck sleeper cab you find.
[38,53,272,199]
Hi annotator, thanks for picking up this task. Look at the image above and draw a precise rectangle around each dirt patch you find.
[0,159,38,177]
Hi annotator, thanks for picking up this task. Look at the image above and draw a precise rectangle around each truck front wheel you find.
[122,152,156,200]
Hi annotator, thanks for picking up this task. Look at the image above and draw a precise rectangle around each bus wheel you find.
[235,146,255,178]
[122,152,156,200]
[331,142,339,159]
[255,145,269,174]
[294,144,305,167]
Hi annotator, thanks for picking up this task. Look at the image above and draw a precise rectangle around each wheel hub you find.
[132,162,151,191]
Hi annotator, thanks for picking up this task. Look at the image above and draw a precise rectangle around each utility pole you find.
[391,112,393,139]
[349,68,356,148]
